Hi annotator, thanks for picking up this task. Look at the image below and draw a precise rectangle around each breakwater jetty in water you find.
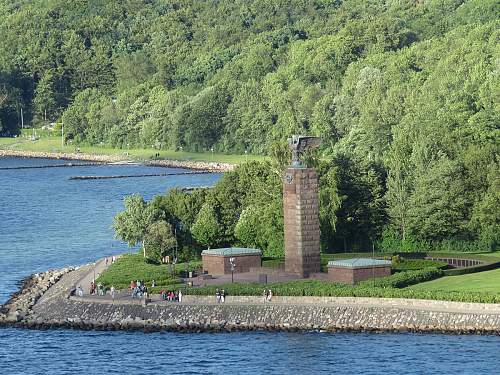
[0,162,103,170]
[69,171,210,180]
[1,262,499,334]
[0,150,234,172]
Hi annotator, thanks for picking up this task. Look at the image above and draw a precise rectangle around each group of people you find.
[215,289,227,303]
[262,289,273,302]
[74,283,115,300]
[160,290,182,302]
[90,281,106,296]
[130,280,149,298]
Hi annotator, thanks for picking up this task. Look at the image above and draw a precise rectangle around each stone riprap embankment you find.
[146,159,234,172]
[0,267,75,324]
[0,150,234,172]
[1,263,499,334]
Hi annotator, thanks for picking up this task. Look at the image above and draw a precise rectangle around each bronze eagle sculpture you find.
[288,135,322,167]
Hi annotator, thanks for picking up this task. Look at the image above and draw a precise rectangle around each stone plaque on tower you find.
[283,135,321,277]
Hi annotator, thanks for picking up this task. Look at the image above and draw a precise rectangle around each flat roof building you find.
[201,247,262,275]
[327,258,392,285]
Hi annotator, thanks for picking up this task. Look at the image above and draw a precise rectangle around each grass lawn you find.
[0,134,267,164]
[408,268,500,293]
[96,253,202,290]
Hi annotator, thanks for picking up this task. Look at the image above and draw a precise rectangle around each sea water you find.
[0,157,498,375]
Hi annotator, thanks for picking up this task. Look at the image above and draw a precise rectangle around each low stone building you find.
[327,258,392,285]
[201,247,262,275]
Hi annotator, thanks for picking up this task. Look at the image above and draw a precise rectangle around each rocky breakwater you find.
[2,263,500,334]
[0,267,74,325]
[146,159,234,172]
[14,298,500,334]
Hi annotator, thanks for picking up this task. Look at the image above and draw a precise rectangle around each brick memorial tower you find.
[283,136,322,277]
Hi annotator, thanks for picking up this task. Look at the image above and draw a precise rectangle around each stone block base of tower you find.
[283,167,321,277]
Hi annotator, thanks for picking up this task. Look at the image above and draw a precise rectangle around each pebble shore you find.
[0,150,235,172]
[1,265,499,334]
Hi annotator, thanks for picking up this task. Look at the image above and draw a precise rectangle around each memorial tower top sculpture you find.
[288,135,322,167]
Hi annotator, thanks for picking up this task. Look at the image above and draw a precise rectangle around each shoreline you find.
[0,149,235,172]
[1,263,499,334]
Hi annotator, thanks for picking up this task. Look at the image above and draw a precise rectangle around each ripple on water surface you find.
[0,329,500,375]
[0,157,220,303]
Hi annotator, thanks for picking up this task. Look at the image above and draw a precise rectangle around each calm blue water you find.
[1,157,499,374]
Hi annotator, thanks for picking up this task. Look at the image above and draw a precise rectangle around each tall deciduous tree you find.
[407,158,472,241]
[113,194,148,250]
[143,221,177,263]
[191,203,222,249]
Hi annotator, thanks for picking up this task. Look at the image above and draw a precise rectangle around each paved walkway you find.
[75,256,115,295]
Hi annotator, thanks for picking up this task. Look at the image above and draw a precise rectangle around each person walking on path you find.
[110,285,116,302]
[178,290,183,303]
[216,289,221,303]
[267,289,273,302]
[262,289,268,303]
[221,289,226,303]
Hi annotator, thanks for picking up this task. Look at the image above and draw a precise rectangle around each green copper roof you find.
[327,258,392,268]
[202,247,262,256]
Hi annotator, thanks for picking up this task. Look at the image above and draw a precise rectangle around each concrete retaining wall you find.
[16,298,500,334]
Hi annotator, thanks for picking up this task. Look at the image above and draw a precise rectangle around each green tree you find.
[61,88,105,142]
[316,161,341,250]
[235,201,284,257]
[113,194,148,250]
[234,205,261,248]
[143,221,177,263]
[407,158,472,241]
[191,203,222,249]
[469,162,499,246]
[176,85,229,151]
[33,70,57,125]
[332,155,386,251]
[115,50,156,93]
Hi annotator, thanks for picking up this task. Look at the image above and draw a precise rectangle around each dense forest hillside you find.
[1,0,498,251]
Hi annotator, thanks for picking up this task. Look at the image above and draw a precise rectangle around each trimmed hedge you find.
[443,261,500,276]
[391,259,448,272]
[183,280,500,303]
[359,268,444,288]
